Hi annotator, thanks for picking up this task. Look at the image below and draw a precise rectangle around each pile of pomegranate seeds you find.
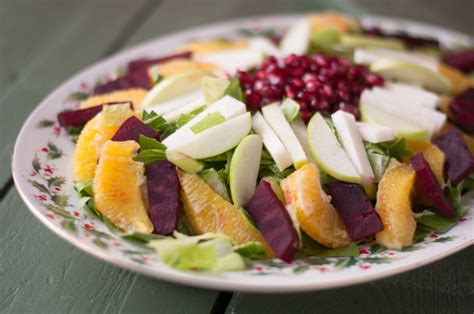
[237,53,384,121]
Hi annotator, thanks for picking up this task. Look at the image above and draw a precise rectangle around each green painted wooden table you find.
[1,1,473,313]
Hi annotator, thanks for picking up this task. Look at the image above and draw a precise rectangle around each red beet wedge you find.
[411,153,456,219]
[244,181,299,262]
[146,161,181,235]
[111,116,160,142]
[435,128,474,185]
[127,51,192,72]
[57,105,104,127]
[94,67,155,94]
[449,88,474,133]
[326,181,383,241]
[442,48,474,73]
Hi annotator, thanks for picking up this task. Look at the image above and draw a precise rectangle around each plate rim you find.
[11,13,474,293]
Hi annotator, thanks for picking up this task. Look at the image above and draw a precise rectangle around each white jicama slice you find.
[163,97,206,122]
[195,49,264,74]
[369,88,446,135]
[140,70,209,109]
[331,110,375,186]
[290,118,316,164]
[248,37,282,58]
[356,122,395,143]
[252,112,293,171]
[280,18,311,56]
[167,112,252,159]
[307,113,361,184]
[262,103,307,168]
[229,134,263,208]
[163,95,246,149]
[148,89,202,115]
[386,82,440,110]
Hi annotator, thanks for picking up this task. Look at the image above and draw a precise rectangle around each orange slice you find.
[157,59,219,77]
[175,40,248,56]
[79,88,147,111]
[94,140,153,233]
[281,163,351,248]
[73,104,133,181]
[375,163,416,249]
[178,171,274,257]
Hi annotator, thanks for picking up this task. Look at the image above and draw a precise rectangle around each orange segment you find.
[157,59,219,77]
[309,12,359,33]
[439,64,472,95]
[175,40,248,56]
[406,140,445,186]
[375,163,416,249]
[79,88,147,111]
[178,171,274,257]
[281,163,351,248]
[94,141,153,233]
[73,104,133,181]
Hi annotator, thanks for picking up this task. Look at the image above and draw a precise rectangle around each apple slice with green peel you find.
[262,103,307,169]
[385,82,440,110]
[252,112,292,171]
[148,89,202,115]
[367,88,446,135]
[168,112,251,159]
[166,150,204,174]
[280,18,311,56]
[371,59,452,94]
[163,97,205,122]
[340,34,405,50]
[354,47,439,70]
[307,113,361,184]
[195,49,264,74]
[331,110,375,187]
[229,134,263,208]
[248,37,282,58]
[201,76,229,104]
[199,169,231,201]
[360,98,429,140]
[356,122,395,143]
[163,95,246,149]
[290,118,316,165]
[141,70,210,109]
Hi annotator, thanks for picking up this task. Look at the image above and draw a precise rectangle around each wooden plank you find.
[0,0,148,186]
[226,247,474,313]
[0,189,218,314]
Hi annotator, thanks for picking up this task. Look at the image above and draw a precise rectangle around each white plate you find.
[12,14,474,293]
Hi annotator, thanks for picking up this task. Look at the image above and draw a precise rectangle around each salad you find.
[58,12,474,272]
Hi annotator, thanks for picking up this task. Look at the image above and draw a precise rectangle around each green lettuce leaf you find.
[134,135,167,165]
[198,168,231,201]
[223,78,245,102]
[445,180,469,216]
[142,111,177,139]
[233,241,269,260]
[416,213,456,233]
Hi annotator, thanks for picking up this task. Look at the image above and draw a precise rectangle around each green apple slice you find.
[331,110,375,187]
[290,118,316,165]
[386,82,439,110]
[370,59,452,94]
[166,151,204,174]
[163,95,246,149]
[252,112,292,171]
[367,88,446,135]
[280,18,311,56]
[360,100,429,140]
[356,122,395,143]
[148,89,202,115]
[167,112,251,159]
[140,70,210,109]
[307,113,361,184]
[229,134,263,208]
[340,34,405,49]
[201,76,230,104]
[163,97,205,122]
[262,103,307,169]
[248,37,283,58]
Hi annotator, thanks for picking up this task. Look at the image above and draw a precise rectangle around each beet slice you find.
[442,48,474,73]
[111,116,160,142]
[411,153,456,219]
[244,181,299,262]
[127,51,192,72]
[435,128,474,185]
[326,181,383,241]
[450,88,474,133]
[57,105,103,127]
[94,67,153,95]
[146,161,181,235]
